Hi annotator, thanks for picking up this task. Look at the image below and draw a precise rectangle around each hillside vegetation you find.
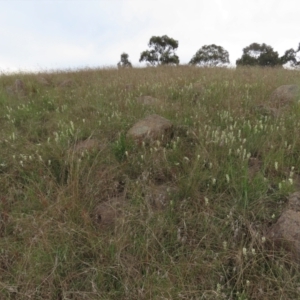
[1,66,300,299]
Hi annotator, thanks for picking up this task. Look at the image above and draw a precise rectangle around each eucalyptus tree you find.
[236,43,281,67]
[281,43,300,68]
[139,35,179,66]
[117,53,132,68]
[189,44,230,67]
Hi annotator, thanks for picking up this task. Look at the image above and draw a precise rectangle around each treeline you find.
[117,35,300,68]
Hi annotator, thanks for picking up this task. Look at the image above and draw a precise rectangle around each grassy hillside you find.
[0,66,300,299]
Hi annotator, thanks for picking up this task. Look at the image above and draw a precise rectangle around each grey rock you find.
[127,114,173,145]
[267,192,300,262]
[268,209,300,262]
[269,85,300,108]
[254,85,300,117]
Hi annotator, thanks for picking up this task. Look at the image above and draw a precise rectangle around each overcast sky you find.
[0,0,299,73]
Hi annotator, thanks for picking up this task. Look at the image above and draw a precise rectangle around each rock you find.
[267,192,300,262]
[6,79,27,97]
[93,197,125,227]
[269,85,300,108]
[268,210,300,262]
[254,85,300,117]
[127,114,173,145]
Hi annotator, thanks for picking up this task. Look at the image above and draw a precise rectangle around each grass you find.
[0,66,300,299]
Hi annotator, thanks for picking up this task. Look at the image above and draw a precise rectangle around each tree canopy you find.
[139,35,179,66]
[281,43,300,68]
[117,53,132,68]
[116,38,300,69]
[189,44,230,67]
[236,43,281,67]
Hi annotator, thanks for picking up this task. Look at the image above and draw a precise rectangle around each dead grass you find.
[0,66,300,299]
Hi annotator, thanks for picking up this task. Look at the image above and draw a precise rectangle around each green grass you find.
[0,66,300,299]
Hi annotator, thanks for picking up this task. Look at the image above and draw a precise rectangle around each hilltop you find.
[1,66,300,299]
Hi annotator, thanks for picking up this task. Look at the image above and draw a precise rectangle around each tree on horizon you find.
[139,35,179,66]
[281,43,300,68]
[189,44,230,67]
[117,53,132,68]
[236,43,281,67]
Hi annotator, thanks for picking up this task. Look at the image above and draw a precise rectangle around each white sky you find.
[0,0,299,72]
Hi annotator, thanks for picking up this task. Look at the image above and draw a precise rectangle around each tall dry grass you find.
[0,66,300,299]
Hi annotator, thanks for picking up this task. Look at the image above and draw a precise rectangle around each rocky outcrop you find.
[268,192,300,262]
[269,85,300,108]
[254,85,300,117]
[127,114,173,145]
